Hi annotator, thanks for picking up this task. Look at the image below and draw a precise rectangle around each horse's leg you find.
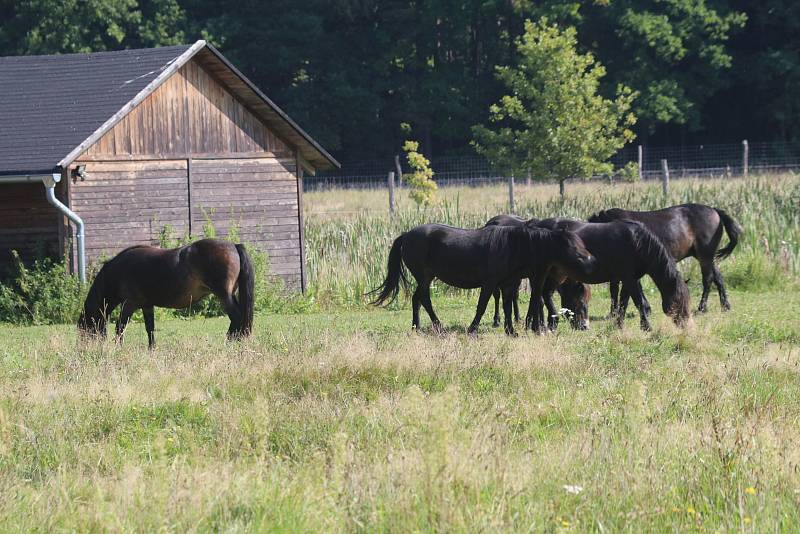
[502,285,517,337]
[411,286,422,331]
[628,280,652,331]
[216,292,243,340]
[492,288,501,328]
[712,263,731,311]
[115,301,138,344]
[616,285,630,329]
[513,283,520,323]
[526,272,548,334]
[419,280,444,334]
[467,284,494,335]
[543,278,559,331]
[697,259,713,313]
[609,279,620,318]
[142,306,156,349]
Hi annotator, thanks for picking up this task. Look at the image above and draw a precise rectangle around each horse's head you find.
[77,269,111,339]
[550,229,596,278]
[661,275,691,327]
[557,280,591,330]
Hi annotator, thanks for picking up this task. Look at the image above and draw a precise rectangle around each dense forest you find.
[1,1,797,161]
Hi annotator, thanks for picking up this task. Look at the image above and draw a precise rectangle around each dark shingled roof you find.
[0,45,191,175]
[0,43,339,175]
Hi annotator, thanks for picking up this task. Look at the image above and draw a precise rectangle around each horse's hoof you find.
[721,304,731,312]
[696,306,708,314]
[492,320,500,328]
[504,328,518,337]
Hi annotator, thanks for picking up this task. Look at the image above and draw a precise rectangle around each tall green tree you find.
[472,19,636,197]
[0,0,187,54]
[573,0,746,140]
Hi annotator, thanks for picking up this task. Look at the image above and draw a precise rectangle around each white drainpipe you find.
[43,173,86,283]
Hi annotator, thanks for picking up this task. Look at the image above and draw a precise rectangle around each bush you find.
[0,251,84,325]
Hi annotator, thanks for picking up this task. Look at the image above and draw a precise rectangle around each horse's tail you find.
[369,234,408,305]
[715,208,742,260]
[235,244,255,337]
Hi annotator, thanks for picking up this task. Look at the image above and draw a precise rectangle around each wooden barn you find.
[0,41,338,290]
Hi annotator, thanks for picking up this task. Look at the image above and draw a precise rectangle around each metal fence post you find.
[661,159,670,197]
[638,145,644,180]
[742,139,749,177]
[508,174,515,212]
[388,171,395,213]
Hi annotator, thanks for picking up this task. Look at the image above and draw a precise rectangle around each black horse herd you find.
[75,202,740,347]
[371,203,742,337]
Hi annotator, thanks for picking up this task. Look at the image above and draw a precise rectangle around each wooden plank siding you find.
[71,57,305,289]
[83,60,291,160]
[0,183,62,269]
[190,158,301,288]
[70,160,190,262]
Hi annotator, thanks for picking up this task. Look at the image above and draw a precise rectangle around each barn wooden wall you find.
[69,160,190,262]
[0,183,62,268]
[190,158,301,284]
[71,57,305,289]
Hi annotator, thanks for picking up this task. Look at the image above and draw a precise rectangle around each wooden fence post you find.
[526,169,532,186]
[661,159,670,197]
[742,139,749,177]
[394,155,403,187]
[508,174,515,212]
[388,171,395,213]
[638,145,644,180]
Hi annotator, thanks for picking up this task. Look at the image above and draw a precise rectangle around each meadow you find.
[0,175,799,531]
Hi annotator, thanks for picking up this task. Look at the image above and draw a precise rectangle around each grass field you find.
[1,176,799,531]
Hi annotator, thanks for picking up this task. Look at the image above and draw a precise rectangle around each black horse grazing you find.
[78,238,254,348]
[529,218,691,333]
[370,223,595,336]
[484,214,593,330]
[588,204,741,314]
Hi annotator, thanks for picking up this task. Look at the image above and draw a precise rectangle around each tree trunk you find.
[559,179,565,198]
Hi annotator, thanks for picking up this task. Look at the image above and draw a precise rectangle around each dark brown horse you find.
[370,223,596,336]
[78,238,254,348]
[529,218,691,333]
[588,203,741,314]
[484,214,593,330]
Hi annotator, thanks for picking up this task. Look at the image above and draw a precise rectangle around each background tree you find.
[0,1,790,159]
[472,19,636,198]
[402,140,437,207]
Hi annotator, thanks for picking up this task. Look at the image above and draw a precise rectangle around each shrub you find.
[0,251,84,325]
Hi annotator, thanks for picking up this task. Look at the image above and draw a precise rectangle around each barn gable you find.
[82,59,291,160]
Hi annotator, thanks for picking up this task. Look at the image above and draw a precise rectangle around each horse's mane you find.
[625,221,677,280]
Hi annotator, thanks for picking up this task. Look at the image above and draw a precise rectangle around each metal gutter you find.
[0,174,48,184]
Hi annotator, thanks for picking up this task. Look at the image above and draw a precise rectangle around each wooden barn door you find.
[188,157,302,289]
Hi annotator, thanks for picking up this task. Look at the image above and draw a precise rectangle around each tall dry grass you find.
[304,175,800,304]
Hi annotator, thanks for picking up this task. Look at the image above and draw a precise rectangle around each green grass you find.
[1,175,799,531]
[0,284,798,532]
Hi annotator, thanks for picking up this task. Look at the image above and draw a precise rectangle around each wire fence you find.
[306,140,800,191]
